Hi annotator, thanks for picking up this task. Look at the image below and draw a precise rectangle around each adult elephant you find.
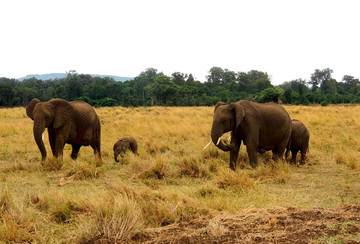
[211,100,291,170]
[26,98,101,164]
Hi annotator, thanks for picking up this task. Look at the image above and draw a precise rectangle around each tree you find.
[258,88,281,103]
[0,83,14,106]
[206,67,236,86]
[218,89,231,102]
[281,88,293,104]
[308,68,333,92]
[121,87,137,106]
[342,75,360,94]
[320,78,337,95]
[172,72,187,86]
[66,75,83,100]
[138,68,161,83]
[206,67,224,85]
[148,75,179,105]
[236,70,272,93]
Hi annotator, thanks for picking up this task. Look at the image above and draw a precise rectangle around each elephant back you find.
[71,101,99,126]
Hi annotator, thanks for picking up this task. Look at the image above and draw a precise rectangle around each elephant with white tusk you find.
[211,100,291,170]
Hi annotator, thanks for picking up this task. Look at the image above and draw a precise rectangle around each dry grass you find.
[0,105,360,242]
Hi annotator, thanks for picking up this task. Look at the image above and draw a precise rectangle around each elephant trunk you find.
[211,126,231,152]
[114,152,119,162]
[33,121,47,162]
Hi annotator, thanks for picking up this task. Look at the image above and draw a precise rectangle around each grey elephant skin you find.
[26,98,101,163]
[285,119,310,165]
[113,136,138,162]
[211,100,291,170]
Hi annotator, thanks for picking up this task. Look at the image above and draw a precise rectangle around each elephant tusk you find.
[228,135,231,141]
[203,140,212,150]
[216,138,221,146]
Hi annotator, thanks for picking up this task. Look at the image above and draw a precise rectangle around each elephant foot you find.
[249,161,257,168]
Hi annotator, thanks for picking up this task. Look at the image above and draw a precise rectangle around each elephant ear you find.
[231,103,245,130]
[214,101,226,113]
[26,98,41,120]
[51,99,75,129]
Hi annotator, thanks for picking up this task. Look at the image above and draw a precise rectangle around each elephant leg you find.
[54,136,65,159]
[48,129,56,156]
[247,146,258,168]
[91,144,101,158]
[229,137,241,171]
[272,148,283,161]
[244,136,258,168]
[291,149,298,164]
[71,144,81,160]
[130,143,138,154]
[300,148,307,165]
[272,135,289,161]
[91,144,102,166]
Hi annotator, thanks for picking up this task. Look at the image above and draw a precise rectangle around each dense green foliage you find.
[1,67,359,107]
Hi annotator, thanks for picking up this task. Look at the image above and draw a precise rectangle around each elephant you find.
[285,119,310,165]
[211,100,291,170]
[26,98,101,164]
[113,137,138,162]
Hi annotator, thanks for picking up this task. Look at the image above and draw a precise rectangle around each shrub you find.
[82,197,143,242]
[215,168,255,191]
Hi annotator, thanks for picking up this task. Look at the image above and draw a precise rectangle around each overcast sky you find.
[1,0,359,85]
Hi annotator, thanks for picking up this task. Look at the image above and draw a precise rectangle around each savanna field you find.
[1,105,360,243]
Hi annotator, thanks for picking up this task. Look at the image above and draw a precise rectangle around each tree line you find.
[0,67,359,107]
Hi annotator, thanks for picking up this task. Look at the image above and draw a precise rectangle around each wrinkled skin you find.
[26,98,101,164]
[211,100,291,170]
[285,119,310,165]
[113,137,138,162]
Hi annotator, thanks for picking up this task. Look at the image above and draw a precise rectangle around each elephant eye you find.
[44,115,50,120]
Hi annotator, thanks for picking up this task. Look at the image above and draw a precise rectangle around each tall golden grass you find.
[0,104,360,242]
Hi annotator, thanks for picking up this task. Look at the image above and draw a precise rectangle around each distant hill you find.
[18,73,134,82]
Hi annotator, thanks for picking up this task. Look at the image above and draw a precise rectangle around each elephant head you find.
[26,98,75,161]
[211,101,245,151]
[113,139,130,162]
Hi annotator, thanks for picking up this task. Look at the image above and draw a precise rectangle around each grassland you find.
[0,105,360,243]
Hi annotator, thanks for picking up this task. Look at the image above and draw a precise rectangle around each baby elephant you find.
[113,137,138,162]
[285,119,310,165]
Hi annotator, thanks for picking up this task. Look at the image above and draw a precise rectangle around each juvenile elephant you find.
[211,100,291,170]
[285,119,310,165]
[113,136,138,162]
[26,98,101,163]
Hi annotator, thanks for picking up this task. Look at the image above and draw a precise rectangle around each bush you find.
[97,97,116,107]
[258,88,281,103]
[320,100,328,106]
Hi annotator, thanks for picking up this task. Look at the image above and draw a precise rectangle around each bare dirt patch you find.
[133,204,360,243]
